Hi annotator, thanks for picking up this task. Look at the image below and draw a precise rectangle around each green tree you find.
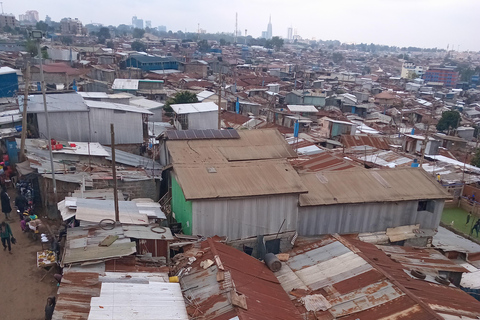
[164,91,199,115]
[270,36,284,50]
[219,38,226,46]
[197,39,210,53]
[436,111,461,132]
[25,40,38,57]
[36,21,48,32]
[471,149,480,168]
[98,27,111,38]
[133,28,145,39]
[409,72,418,79]
[61,36,73,45]
[131,40,146,52]
[106,41,114,49]
[332,52,344,64]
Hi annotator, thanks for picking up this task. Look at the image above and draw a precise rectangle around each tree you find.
[106,41,114,49]
[219,38,226,46]
[471,149,480,168]
[131,40,146,52]
[197,39,210,53]
[270,36,284,50]
[164,91,199,115]
[436,111,461,132]
[36,21,48,32]
[61,36,73,45]
[133,28,145,39]
[409,72,418,79]
[98,27,111,39]
[332,52,344,64]
[25,40,38,57]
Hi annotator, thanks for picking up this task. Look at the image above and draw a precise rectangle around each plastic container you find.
[70,143,76,147]
[169,276,179,283]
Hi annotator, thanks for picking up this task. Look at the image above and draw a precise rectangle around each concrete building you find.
[60,18,84,35]
[287,26,293,42]
[401,61,425,79]
[424,67,459,88]
[319,117,356,139]
[19,10,39,23]
[123,55,178,72]
[158,25,167,32]
[132,16,144,29]
[266,15,272,40]
[0,14,17,28]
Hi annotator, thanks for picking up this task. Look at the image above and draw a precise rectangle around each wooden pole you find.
[110,124,119,222]
[217,64,222,129]
[19,61,30,162]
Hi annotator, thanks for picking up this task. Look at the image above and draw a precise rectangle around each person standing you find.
[14,191,28,220]
[1,187,11,220]
[0,221,13,253]
[45,296,56,320]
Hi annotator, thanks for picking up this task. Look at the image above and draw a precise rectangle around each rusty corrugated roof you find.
[180,238,303,320]
[340,134,392,150]
[350,237,480,318]
[275,235,437,320]
[290,152,360,173]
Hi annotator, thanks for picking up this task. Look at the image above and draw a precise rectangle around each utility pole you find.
[19,61,30,162]
[234,12,238,45]
[111,124,119,223]
[32,30,58,209]
[217,64,222,129]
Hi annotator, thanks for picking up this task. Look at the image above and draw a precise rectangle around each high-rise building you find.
[287,27,293,42]
[19,10,39,22]
[266,15,272,40]
[261,31,268,39]
[158,25,167,32]
[145,20,151,28]
[132,16,144,29]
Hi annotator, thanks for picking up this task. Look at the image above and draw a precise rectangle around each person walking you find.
[14,191,28,220]
[0,221,13,253]
[1,187,11,220]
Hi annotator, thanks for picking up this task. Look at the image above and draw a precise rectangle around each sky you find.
[9,0,480,51]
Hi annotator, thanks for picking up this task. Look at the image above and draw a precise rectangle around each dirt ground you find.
[0,190,58,320]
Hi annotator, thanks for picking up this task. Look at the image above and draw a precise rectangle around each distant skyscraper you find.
[158,25,167,32]
[145,20,151,28]
[261,31,268,39]
[132,16,144,29]
[287,27,293,42]
[266,15,272,40]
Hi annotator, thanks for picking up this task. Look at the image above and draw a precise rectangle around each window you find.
[177,114,188,130]
[418,200,436,213]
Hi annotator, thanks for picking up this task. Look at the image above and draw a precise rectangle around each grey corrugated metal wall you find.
[37,111,90,141]
[192,194,299,240]
[188,111,218,130]
[89,108,144,144]
[298,200,445,236]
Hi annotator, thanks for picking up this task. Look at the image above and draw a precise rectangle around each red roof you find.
[181,238,303,320]
[341,134,391,150]
[34,62,81,75]
[290,152,359,172]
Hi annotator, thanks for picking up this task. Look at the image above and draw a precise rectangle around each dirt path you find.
[0,193,58,320]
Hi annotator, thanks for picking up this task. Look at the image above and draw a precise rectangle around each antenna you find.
[234,12,238,44]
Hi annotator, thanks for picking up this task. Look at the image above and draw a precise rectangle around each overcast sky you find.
[9,0,480,51]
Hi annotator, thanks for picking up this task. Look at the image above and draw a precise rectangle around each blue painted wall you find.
[0,73,18,98]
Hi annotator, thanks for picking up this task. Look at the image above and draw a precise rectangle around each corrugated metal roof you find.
[341,134,391,150]
[103,145,161,171]
[112,79,140,90]
[88,282,188,320]
[0,66,16,75]
[74,198,150,224]
[122,225,174,240]
[351,237,480,318]
[174,160,307,200]
[62,226,136,266]
[275,236,436,319]
[287,105,318,113]
[290,152,359,172]
[85,100,153,115]
[23,92,88,113]
[299,167,452,206]
[129,98,164,110]
[171,101,218,114]
[179,239,303,320]
[167,129,298,164]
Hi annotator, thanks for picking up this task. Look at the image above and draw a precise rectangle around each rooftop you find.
[170,101,218,114]
[299,167,452,206]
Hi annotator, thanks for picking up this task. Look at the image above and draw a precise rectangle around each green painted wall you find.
[171,174,193,235]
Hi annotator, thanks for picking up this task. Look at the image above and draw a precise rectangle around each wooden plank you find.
[99,235,119,247]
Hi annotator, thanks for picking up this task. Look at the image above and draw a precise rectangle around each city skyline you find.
[7,0,480,51]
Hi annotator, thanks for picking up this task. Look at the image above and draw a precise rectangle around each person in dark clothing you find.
[45,296,56,320]
[1,187,11,220]
[472,219,480,237]
[0,221,13,253]
[14,192,28,220]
